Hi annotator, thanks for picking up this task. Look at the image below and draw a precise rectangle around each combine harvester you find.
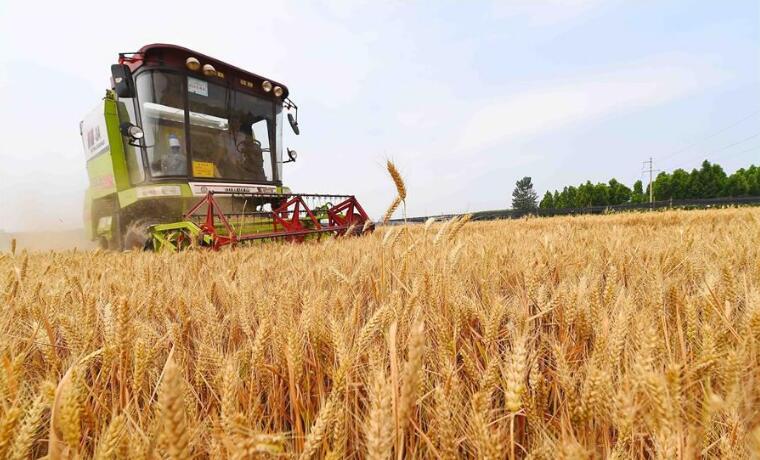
[80,44,372,250]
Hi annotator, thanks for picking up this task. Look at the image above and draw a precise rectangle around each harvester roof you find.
[119,43,289,99]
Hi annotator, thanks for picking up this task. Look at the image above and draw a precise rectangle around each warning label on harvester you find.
[192,161,215,177]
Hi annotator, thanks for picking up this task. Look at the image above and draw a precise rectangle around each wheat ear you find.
[159,357,190,460]
[433,386,457,460]
[300,395,337,460]
[0,406,22,457]
[366,368,393,460]
[59,366,85,453]
[448,214,473,240]
[9,393,47,460]
[386,161,406,201]
[396,320,425,458]
[94,414,127,460]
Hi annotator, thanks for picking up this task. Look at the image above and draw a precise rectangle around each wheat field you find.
[2,206,760,459]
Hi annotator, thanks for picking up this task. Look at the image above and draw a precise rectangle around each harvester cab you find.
[81,44,372,250]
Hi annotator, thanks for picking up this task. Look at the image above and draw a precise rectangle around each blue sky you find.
[1,0,758,230]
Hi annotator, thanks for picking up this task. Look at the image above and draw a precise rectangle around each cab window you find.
[136,71,189,177]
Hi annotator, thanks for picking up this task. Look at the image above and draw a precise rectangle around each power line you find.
[665,131,760,171]
[658,109,760,165]
[705,144,760,165]
[728,144,760,157]
[712,131,760,152]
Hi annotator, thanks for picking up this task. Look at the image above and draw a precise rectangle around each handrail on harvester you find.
[174,190,373,250]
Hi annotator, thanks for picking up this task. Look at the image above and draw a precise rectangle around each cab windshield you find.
[135,70,282,183]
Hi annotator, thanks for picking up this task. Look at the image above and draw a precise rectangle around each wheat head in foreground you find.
[382,160,406,223]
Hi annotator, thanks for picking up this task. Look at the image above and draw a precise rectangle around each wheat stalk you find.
[383,196,402,225]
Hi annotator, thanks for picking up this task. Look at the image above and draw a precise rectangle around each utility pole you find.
[642,157,659,208]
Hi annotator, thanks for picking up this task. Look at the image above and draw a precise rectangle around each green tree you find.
[607,178,631,205]
[511,177,539,211]
[670,169,690,199]
[591,183,610,206]
[747,165,760,195]
[695,160,727,198]
[653,171,672,200]
[687,168,703,198]
[721,170,749,197]
[539,191,555,209]
[555,188,568,208]
[565,186,578,208]
[576,181,594,207]
[631,180,645,204]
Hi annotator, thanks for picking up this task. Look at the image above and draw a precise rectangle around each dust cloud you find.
[0,229,96,252]
[2,188,96,251]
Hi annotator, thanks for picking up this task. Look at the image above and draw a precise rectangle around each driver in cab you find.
[161,134,187,176]
[229,119,266,181]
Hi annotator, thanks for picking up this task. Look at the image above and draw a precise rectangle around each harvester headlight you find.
[262,80,272,92]
[128,125,144,139]
[120,122,144,140]
[202,64,217,76]
[273,86,283,97]
[186,57,201,71]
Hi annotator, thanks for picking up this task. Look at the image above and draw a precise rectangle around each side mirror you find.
[284,148,298,163]
[111,64,135,98]
[287,113,300,135]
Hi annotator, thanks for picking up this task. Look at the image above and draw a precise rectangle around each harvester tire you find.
[123,220,154,251]
[98,237,109,250]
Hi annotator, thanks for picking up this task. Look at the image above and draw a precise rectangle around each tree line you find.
[534,160,760,210]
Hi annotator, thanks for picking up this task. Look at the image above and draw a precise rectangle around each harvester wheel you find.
[358,218,375,235]
[347,215,374,236]
[123,220,154,251]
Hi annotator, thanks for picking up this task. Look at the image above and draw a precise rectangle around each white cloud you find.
[457,58,728,153]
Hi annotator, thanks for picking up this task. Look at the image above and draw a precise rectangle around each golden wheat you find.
[382,160,406,223]
[2,204,760,458]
